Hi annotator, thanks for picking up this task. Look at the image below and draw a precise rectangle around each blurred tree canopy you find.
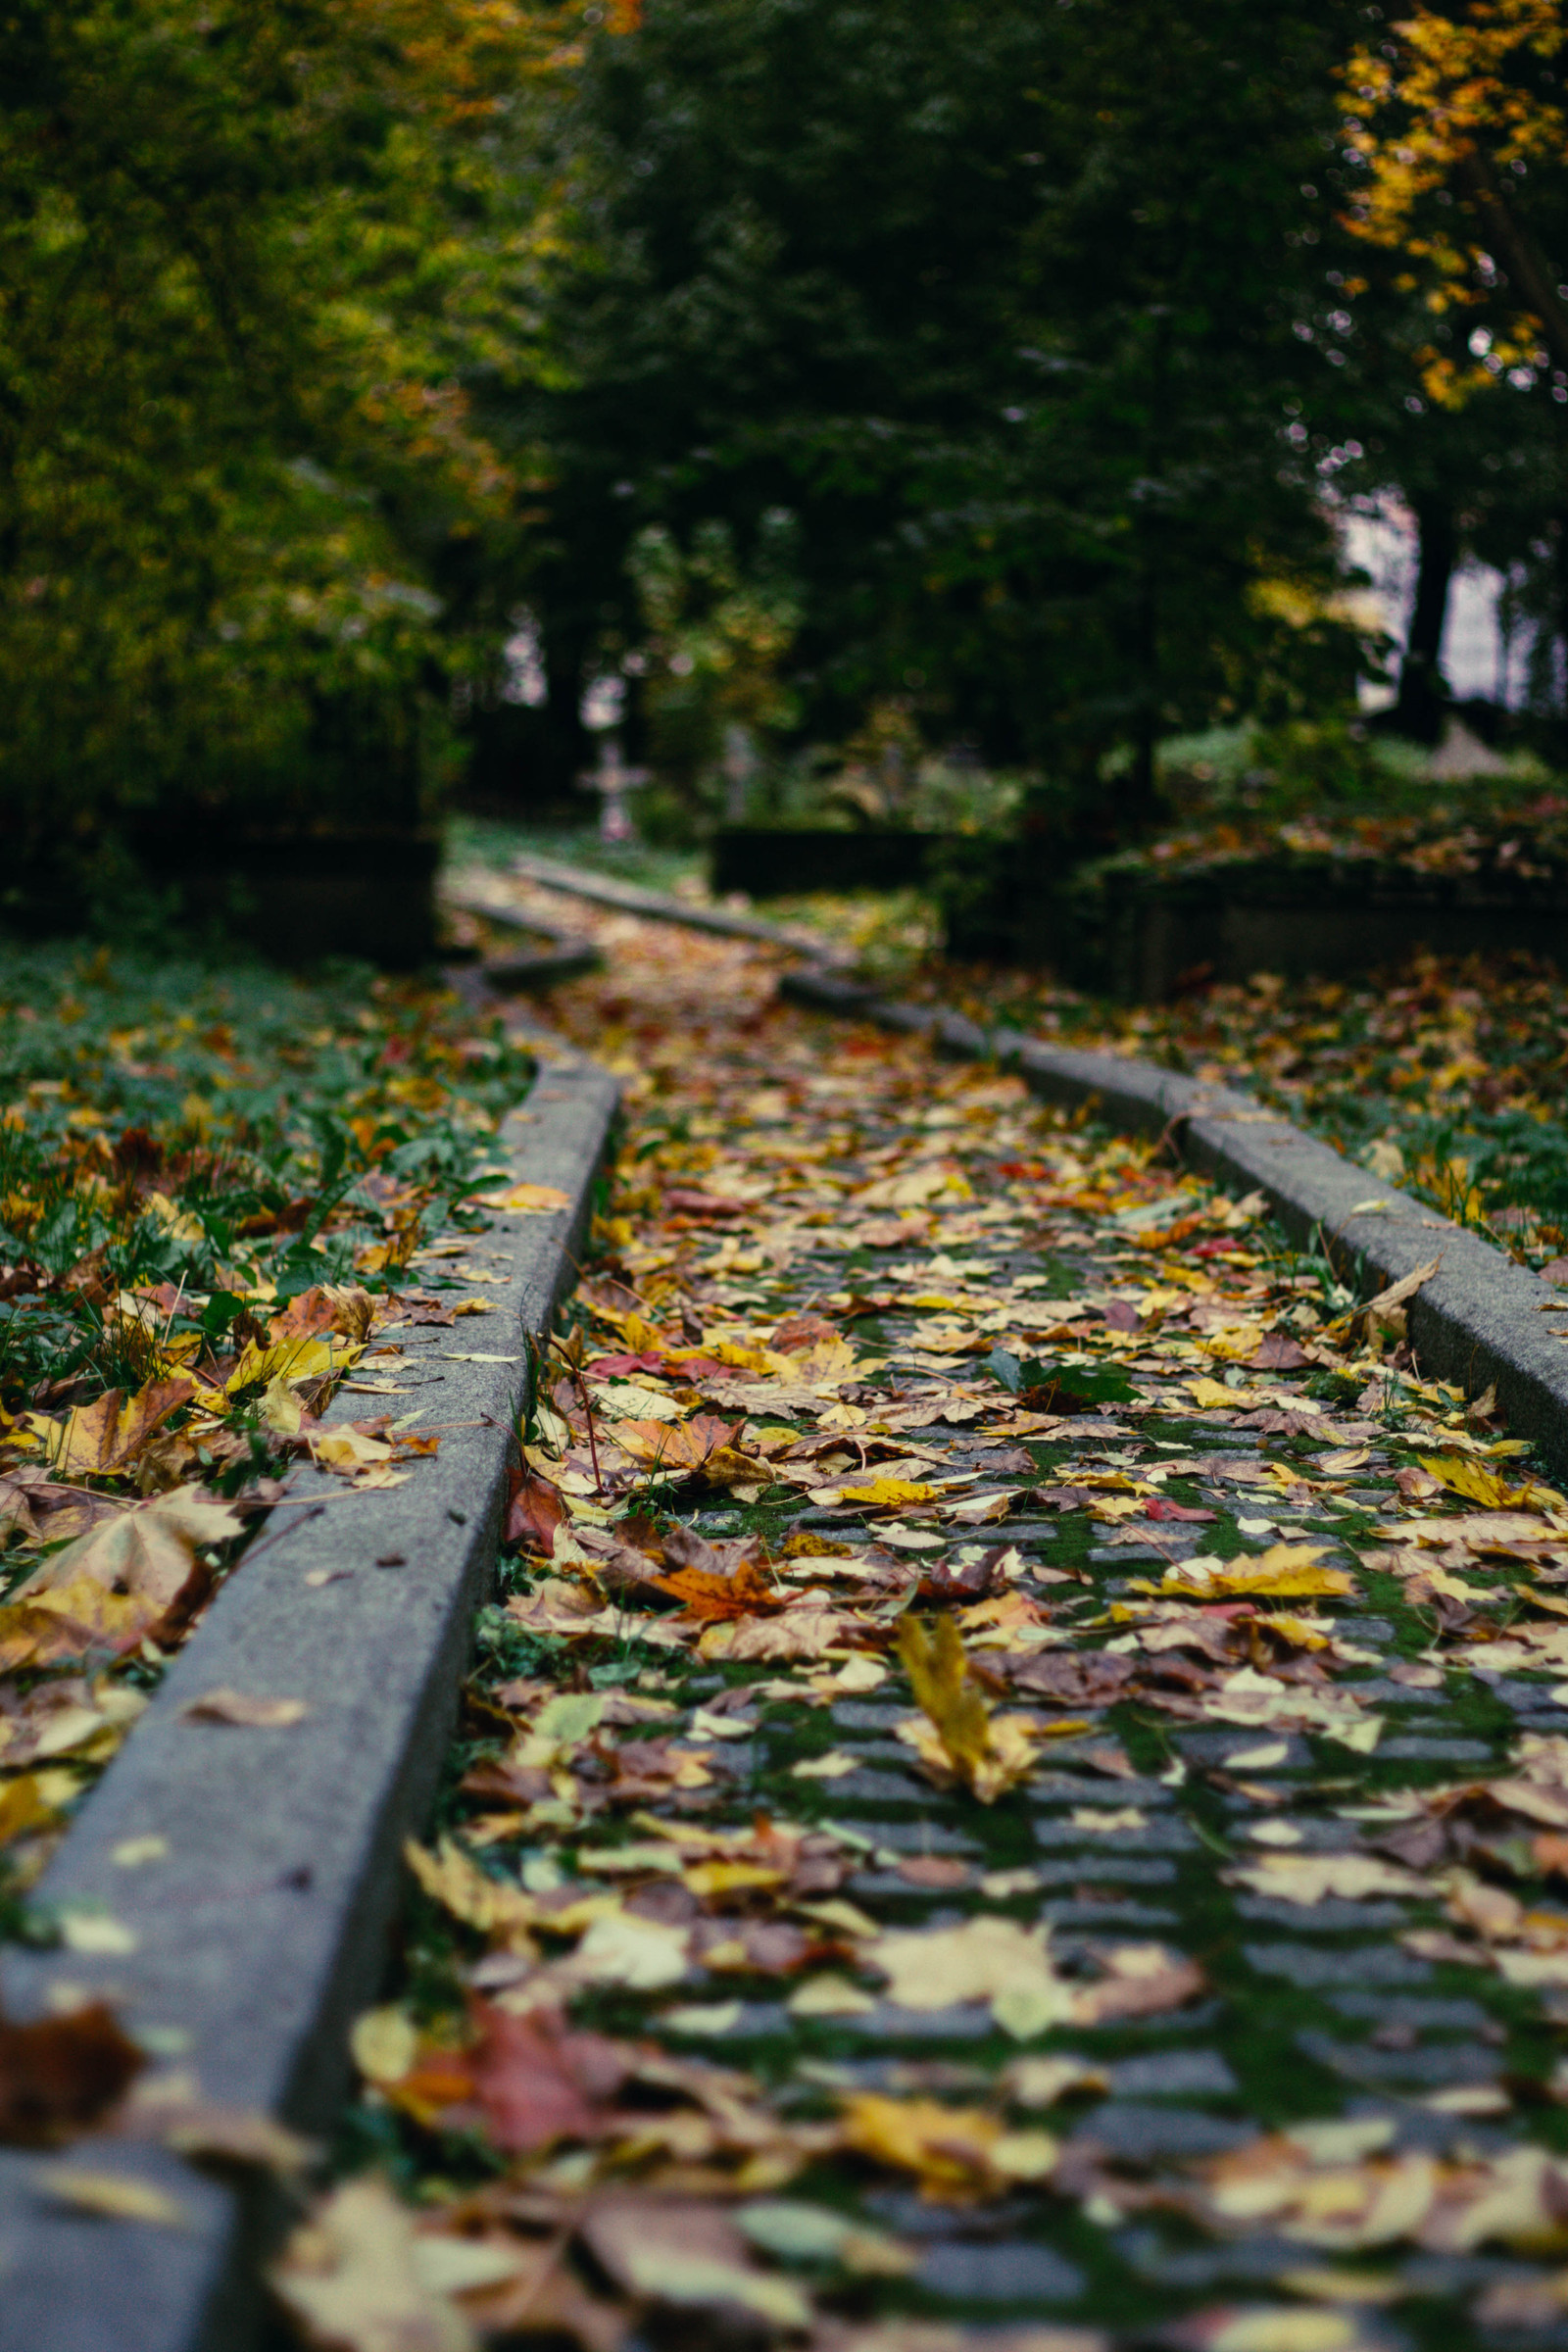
[7,0,1568,876]
[0,0,578,885]
[504,0,1381,823]
[504,0,1568,821]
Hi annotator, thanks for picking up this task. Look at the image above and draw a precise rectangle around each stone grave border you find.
[782,966,1568,1477]
[0,1054,619,2352]
[441,875,604,991]
[508,850,856,963]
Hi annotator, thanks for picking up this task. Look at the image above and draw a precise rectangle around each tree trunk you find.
[1395,499,1455,743]
[1454,153,1568,379]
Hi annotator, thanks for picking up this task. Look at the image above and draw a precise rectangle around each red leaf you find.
[468,2003,629,2154]
[1249,1332,1312,1370]
[662,1189,747,1219]
[0,2003,144,2146]
[1145,1497,1216,1523]
[505,1466,567,1553]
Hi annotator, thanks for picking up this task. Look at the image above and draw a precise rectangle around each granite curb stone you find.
[441,876,604,990]
[781,964,1568,1477]
[508,851,855,963]
[0,1054,619,2352]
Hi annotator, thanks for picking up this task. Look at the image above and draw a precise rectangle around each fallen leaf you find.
[37,2167,188,2228]
[568,1912,690,1989]
[836,1476,943,1510]
[225,1332,359,1397]
[0,1583,155,1670]
[1417,1454,1553,1512]
[615,1415,745,1480]
[21,1377,195,1479]
[464,2004,631,2153]
[788,1975,877,2017]
[404,1839,539,1951]
[1357,1255,1441,1341]
[271,2176,478,2352]
[897,1615,1038,1802]
[0,1773,62,1848]
[504,1466,569,1553]
[699,1606,853,1661]
[181,1689,309,1729]
[840,2092,1056,2199]
[14,1490,241,1629]
[1226,1853,1427,1906]
[792,1749,859,1781]
[873,1916,1076,2037]
[1071,1942,1205,2025]
[578,2195,811,2328]
[311,1425,396,1478]
[1162,1546,1355,1600]
[270,1285,376,1345]
[736,2196,913,2274]
[0,2002,144,2145]
[470,1181,571,1214]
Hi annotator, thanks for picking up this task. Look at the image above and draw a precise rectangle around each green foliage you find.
[625,511,802,837]
[0,0,576,870]
[517,0,1372,820]
[0,943,534,1410]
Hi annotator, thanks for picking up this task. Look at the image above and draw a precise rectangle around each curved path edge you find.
[782,965,1568,1476]
[0,1055,620,2352]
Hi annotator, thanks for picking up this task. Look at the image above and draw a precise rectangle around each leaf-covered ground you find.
[915,950,1568,1267]
[0,945,534,1914]
[271,884,1568,2352]
[460,819,1568,1255]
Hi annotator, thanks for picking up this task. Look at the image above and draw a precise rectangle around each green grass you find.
[0,940,535,1420]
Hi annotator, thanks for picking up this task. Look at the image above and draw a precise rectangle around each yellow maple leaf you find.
[896,1616,1037,1803]
[403,1838,538,1951]
[469,1180,571,1214]
[838,1476,941,1508]
[1162,1545,1355,1600]
[854,1164,971,1210]
[21,1377,195,1478]
[840,2092,1055,2199]
[1185,1376,1260,1411]
[1419,1455,1564,1514]
[311,1426,395,1476]
[224,1333,358,1396]
[0,1771,64,1848]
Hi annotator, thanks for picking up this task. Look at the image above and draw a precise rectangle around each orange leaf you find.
[651,1560,780,1621]
[615,1415,743,1476]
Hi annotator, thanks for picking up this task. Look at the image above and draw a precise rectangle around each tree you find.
[1343,0,1568,393]
[0,0,581,884]
[508,0,1370,830]
[1339,1,1568,734]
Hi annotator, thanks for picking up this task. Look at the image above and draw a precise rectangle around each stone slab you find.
[0,1054,620,2352]
[509,851,854,962]
[441,878,604,989]
[780,966,1568,1479]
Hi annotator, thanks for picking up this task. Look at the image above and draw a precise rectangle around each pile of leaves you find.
[218,882,1568,2352]
[883,945,1568,1264]
[0,943,534,1901]
[1093,781,1568,893]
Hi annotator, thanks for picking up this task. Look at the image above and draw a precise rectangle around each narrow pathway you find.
[285,893,1568,2352]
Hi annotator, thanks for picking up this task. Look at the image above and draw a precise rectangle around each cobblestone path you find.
[286,890,1568,2352]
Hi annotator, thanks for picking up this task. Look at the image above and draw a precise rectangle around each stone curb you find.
[442,878,605,990]
[508,850,855,963]
[0,1055,619,2352]
[781,966,1568,1477]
